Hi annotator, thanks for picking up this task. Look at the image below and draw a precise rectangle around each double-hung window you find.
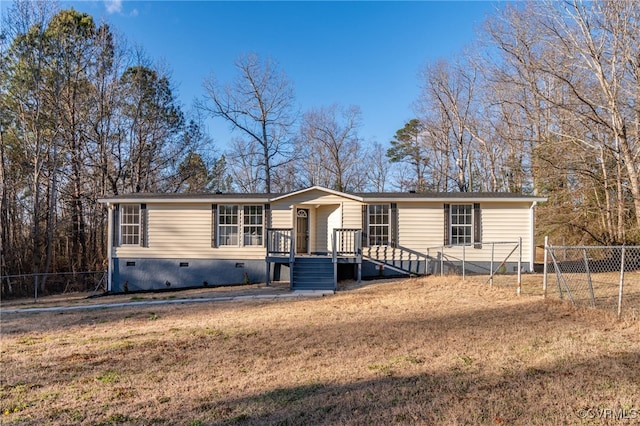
[368,204,389,246]
[120,204,140,245]
[243,205,263,246]
[218,205,239,246]
[450,204,472,245]
[218,205,263,247]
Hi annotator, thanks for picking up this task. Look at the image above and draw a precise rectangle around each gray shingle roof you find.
[99,187,545,203]
[350,191,541,199]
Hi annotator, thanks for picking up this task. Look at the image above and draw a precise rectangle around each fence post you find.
[543,236,548,298]
[34,274,38,302]
[440,246,444,277]
[548,245,565,300]
[618,246,626,319]
[517,237,522,295]
[490,242,494,288]
[582,248,595,307]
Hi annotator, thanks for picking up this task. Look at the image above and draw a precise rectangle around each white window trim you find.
[368,204,390,246]
[242,205,264,247]
[218,205,239,247]
[217,205,264,247]
[120,204,140,246]
[450,204,473,246]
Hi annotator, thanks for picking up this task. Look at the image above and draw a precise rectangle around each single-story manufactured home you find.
[98,186,546,292]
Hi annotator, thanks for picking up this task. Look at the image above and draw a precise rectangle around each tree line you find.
[1,0,639,288]
[388,0,640,245]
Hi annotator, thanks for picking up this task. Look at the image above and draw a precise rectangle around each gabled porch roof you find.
[270,186,364,203]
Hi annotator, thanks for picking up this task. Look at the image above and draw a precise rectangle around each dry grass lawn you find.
[1,276,639,425]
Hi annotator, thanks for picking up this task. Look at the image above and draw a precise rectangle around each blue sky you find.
[10,1,501,148]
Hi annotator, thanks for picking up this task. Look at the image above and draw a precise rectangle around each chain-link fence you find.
[544,242,640,319]
[426,239,524,282]
[1,270,107,301]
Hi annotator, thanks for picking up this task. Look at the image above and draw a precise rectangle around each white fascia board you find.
[361,196,548,203]
[98,197,271,205]
[98,193,547,205]
[269,186,364,202]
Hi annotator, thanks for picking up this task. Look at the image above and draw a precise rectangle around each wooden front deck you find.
[265,228,430,289]
[265,228,362,289]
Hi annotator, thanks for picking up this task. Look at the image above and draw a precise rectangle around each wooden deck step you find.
[291,257,335,291]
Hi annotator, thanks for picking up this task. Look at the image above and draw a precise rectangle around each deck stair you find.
[291,257,335,291]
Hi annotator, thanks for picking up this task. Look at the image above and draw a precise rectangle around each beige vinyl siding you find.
[423,201,532,263]
[396,203,442,253]
[270,189,362,229]
[112,197,534,264]
[342,200,362,229]
[395,201,533,263]
[480,202,532,261]
[308,207,316,253]
[326,204,342,251]
[312,205,344,253]
[114,203,265,260]
[270,206,293,230]
[315,205,331,253]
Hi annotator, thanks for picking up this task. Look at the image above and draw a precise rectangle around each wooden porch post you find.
[265,261,270,287]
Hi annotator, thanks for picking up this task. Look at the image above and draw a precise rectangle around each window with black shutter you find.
[445,203,479,247]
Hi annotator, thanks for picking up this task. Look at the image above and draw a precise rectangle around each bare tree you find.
[226,138,262,193]
[271,160,303,193]
[416,59,479,192]
[365,142,389,192]
[485,0,640,242]
[201,54,296,193]
[297,104,364,192]
[550,0,640,236]
[389,163,415,192]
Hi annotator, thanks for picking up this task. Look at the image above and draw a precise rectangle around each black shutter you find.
[473,203,482,249]
[112,204,120,247]
[390,203,398,247]
[264,204,271,228]
[263,204,270,247]
[211,204,218,248]
[443,203,450,246]
[361,204,368,247]
[140,204,147,247]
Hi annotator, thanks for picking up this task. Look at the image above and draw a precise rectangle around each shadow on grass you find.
[2,283,639,425]
[195,350,640,425]
[0,280,626,338]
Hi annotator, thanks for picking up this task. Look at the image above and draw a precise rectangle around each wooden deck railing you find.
[266,228,294,263]
[332,228,362,259]
[332,228,363,283]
